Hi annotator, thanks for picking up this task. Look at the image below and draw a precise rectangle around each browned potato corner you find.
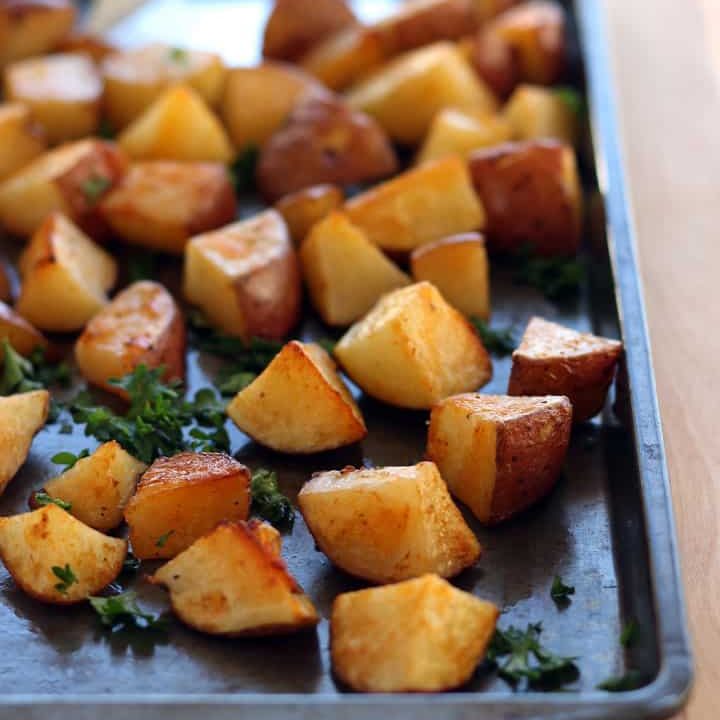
[275,184,345,244]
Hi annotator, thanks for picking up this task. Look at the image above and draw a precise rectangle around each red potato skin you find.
[469,26,518,98]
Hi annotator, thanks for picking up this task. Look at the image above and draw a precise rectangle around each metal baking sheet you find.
[0,0,692,717]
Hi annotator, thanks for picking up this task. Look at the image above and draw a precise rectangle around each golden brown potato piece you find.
[100,161,237,254]
[415,107,512,165]
[183,210,301,340]
[43,441,147,532]
[0,389,48,496]
[17,212,116,332]
[227,341,366,454]
[124,452,250,560]
[346,42,497,145]
[468,24,518,99]
[118,85,234,164]
[149,521,319,636]
[299,462,480,584]
[0,301,47,356]
[410,233,490,320]
[0,102,46,182]
[0,505,126,605]
[263,0,357,62]
[275,184,344,244]
[4,53,102,144]
[75,280,185,396]
[0,1,75,69]
[300,211,410,326]
[508,316,623,422]
[335,282,491,409]
[427,393,571,524]
[56,33,117,63]
[102,44,226,130]
[344,155,485,253]
[469,139,581,256]
[504,84,578,144]
[0,138,127,238]
[221,62,325,151]
[257,94,397,201]
[331,574,499,692]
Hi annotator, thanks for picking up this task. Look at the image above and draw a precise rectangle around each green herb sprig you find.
[52,564,78,595]
[554,86,584,116]
[250,468,294,531]
[514,247,584,301]
[0,341,70,396]
[89,590,166,632]
[228,145,259,193]
[32,492,72,511]
[81,174,111,203]
[550,575,575,607]
[597,670,645,692]
[155,530,175,548]
[51,449,90,472]
[470,318,516,356]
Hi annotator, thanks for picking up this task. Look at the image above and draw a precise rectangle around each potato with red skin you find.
[468,139,581,256]
[275,184,345,245]
[469,25,518,98]
[258,94,397,201]
[0,301,47,357]
[508,316,623,422]
[471,0,520,24]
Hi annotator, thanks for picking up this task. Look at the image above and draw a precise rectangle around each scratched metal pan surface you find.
[0,0,692,718]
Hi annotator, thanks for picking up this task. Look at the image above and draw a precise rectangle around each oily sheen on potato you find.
[0,301,48,357]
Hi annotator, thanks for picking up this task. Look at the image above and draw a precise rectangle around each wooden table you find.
[603,0,719,717]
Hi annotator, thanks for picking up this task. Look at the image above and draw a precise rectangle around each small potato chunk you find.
[427,393,571,524]
[275,184,344,244]
[469,139,581,256]
[100,161,237,254]
[149,520,319,636]
[299,462,480,584]
[183,210,301,340]
[227,341,366,454]
[102,44,226,130]
[410,233,490,320]
[504,84,578,144]
[4,53,102,144]
[0,102,46,182]
[125,452,251,560]
[0,505,126,605]
[331,574,499,692]
[43,441,147,532]
[0,0,75,69]
[508,316,623,422]
[469,24,518,99]
[0,389,49,496]
[263,0,357,62]
[75,280,185,396]
[257,94,397,201]
[118,85,234,164]
[346,42,497,145]
[335,282,491,409]
[56,33,117,63]
[0,301,48,356]
[300,212,410,326]
[0,138,127,238]
[344,155,485,253]
[416,107,512,165]
[17,212,117,332]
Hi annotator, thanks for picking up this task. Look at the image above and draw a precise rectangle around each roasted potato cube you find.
[43,441,147,532]
[75,280,185,396]
[149,520,319,636]
[0,102,46,182]
[0,138,127,238]
[335,282,491,409]
[100,161,237,254]
[504,84,578,144]
[471,0,520,23]
[299,462,480,584]
[300,211,410,326]
[16,212,116,332]
[56,32,117,63]
[0,505,126,605]
[469,139,581,256]
[508,316,623,422]
[416,107,512,165]
[4,53,102,144]
[227,341,366,454]
[0,301,47,356]
[346,42,497,145]
[275,183,344,244]
[257,94,397,201]
[102,44,226,130]
[118,85,234,164]
[410,233,490,320]
[344,155,485,253]
[263,0,357,62]
[0,0,75,69]
[221,62,324,151]
[468,24,518,99]
[427,393,571,523]
[183,210,301,340]
[0,389,48,496]
[331,574,499,692]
